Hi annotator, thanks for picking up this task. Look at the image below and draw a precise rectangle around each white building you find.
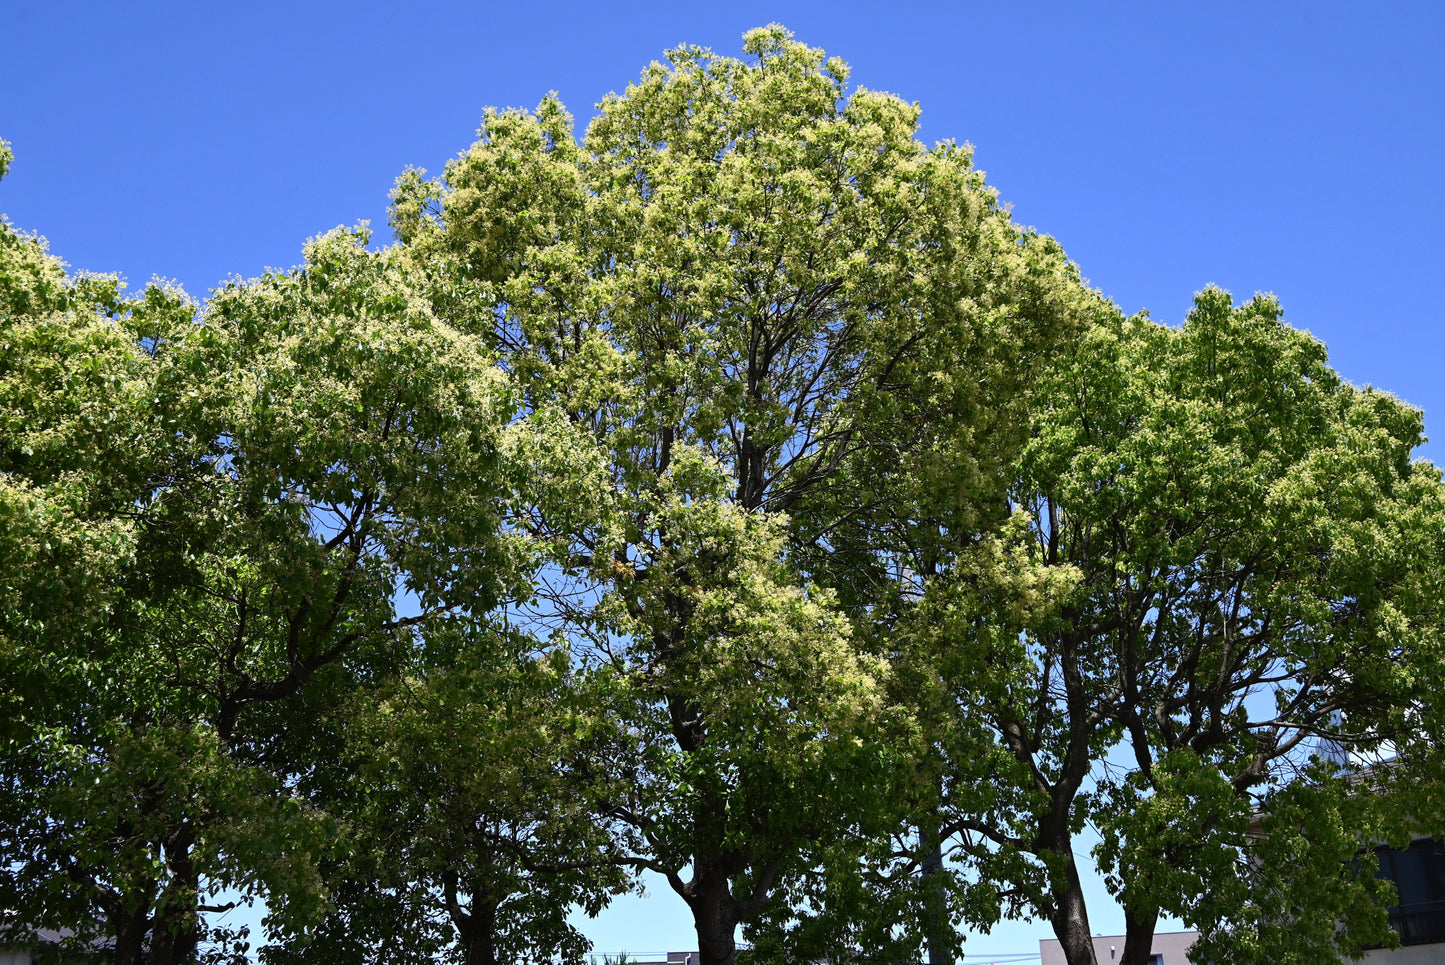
[1039,929,1196,965]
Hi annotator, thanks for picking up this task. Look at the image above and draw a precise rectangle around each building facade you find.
[1361,836,1445,961]
[1039,931,1197,965]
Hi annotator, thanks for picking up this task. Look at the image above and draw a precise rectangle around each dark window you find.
[1375,838,1445,946]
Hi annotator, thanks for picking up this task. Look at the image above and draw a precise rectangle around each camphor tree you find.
[0,135,150,749]
[0,202,518,964]
[0,140,240,961]
[898,290,1445,965]
[4,25,1437,965]
[257,620,642,965]
[389,25,1087,965]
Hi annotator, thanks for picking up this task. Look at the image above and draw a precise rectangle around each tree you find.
[8,26,1437,964]
[257,623,640,965]
[0,137,149,734]
[390,25,1086,965]
[0,212,518,962]
[0,144,225,960]
[898,289,1445,964]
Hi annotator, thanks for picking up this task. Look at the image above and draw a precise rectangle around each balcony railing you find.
[1389,899,1445,947]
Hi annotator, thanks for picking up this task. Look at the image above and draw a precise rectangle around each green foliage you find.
[0,206,518,962]
[259,626,639,965]
[887,288,1445,963]
[386,23,1087,965]
[6,23,1443,965]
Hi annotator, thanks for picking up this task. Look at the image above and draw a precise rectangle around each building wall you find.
[1039,930,1197,965]
[1360,943,1445,963]
[1036,931,1445,964]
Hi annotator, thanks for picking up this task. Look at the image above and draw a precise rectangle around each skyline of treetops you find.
[3,18,1444,965]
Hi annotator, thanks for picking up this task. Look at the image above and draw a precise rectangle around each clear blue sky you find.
[3,1,1442,960]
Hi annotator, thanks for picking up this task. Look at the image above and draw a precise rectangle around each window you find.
[1375,838,1445,946]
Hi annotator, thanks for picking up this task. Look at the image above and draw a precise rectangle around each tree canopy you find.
[3,26,1444,965]
[883,290,1445,965]
[1,205,519,963]
[384,24,1088,965]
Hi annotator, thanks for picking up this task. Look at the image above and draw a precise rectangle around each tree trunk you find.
[150,911,200,965]
[111,905,151,965]
[149,825,201,965]
[920,818,951,965]
[665,683,744,965]
[460,900,499,965]
[1119,903,1159,965]
[1043,626,1102,965]
[691,863,742,965]
[1047,850,1099,965]
[445,870,500,965]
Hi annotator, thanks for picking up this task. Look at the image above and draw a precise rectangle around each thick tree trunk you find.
[459,901,499,965]
[1119,903,1159,965]
[690,864,743,965]
[444,870,500,965]
[150,909,200,965]
[1047,850,1099,965]
[664,684,745,965]
[111,906,151,965]
[106,829,201,965]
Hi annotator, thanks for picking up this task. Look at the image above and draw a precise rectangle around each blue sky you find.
[3,1,1442,960]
